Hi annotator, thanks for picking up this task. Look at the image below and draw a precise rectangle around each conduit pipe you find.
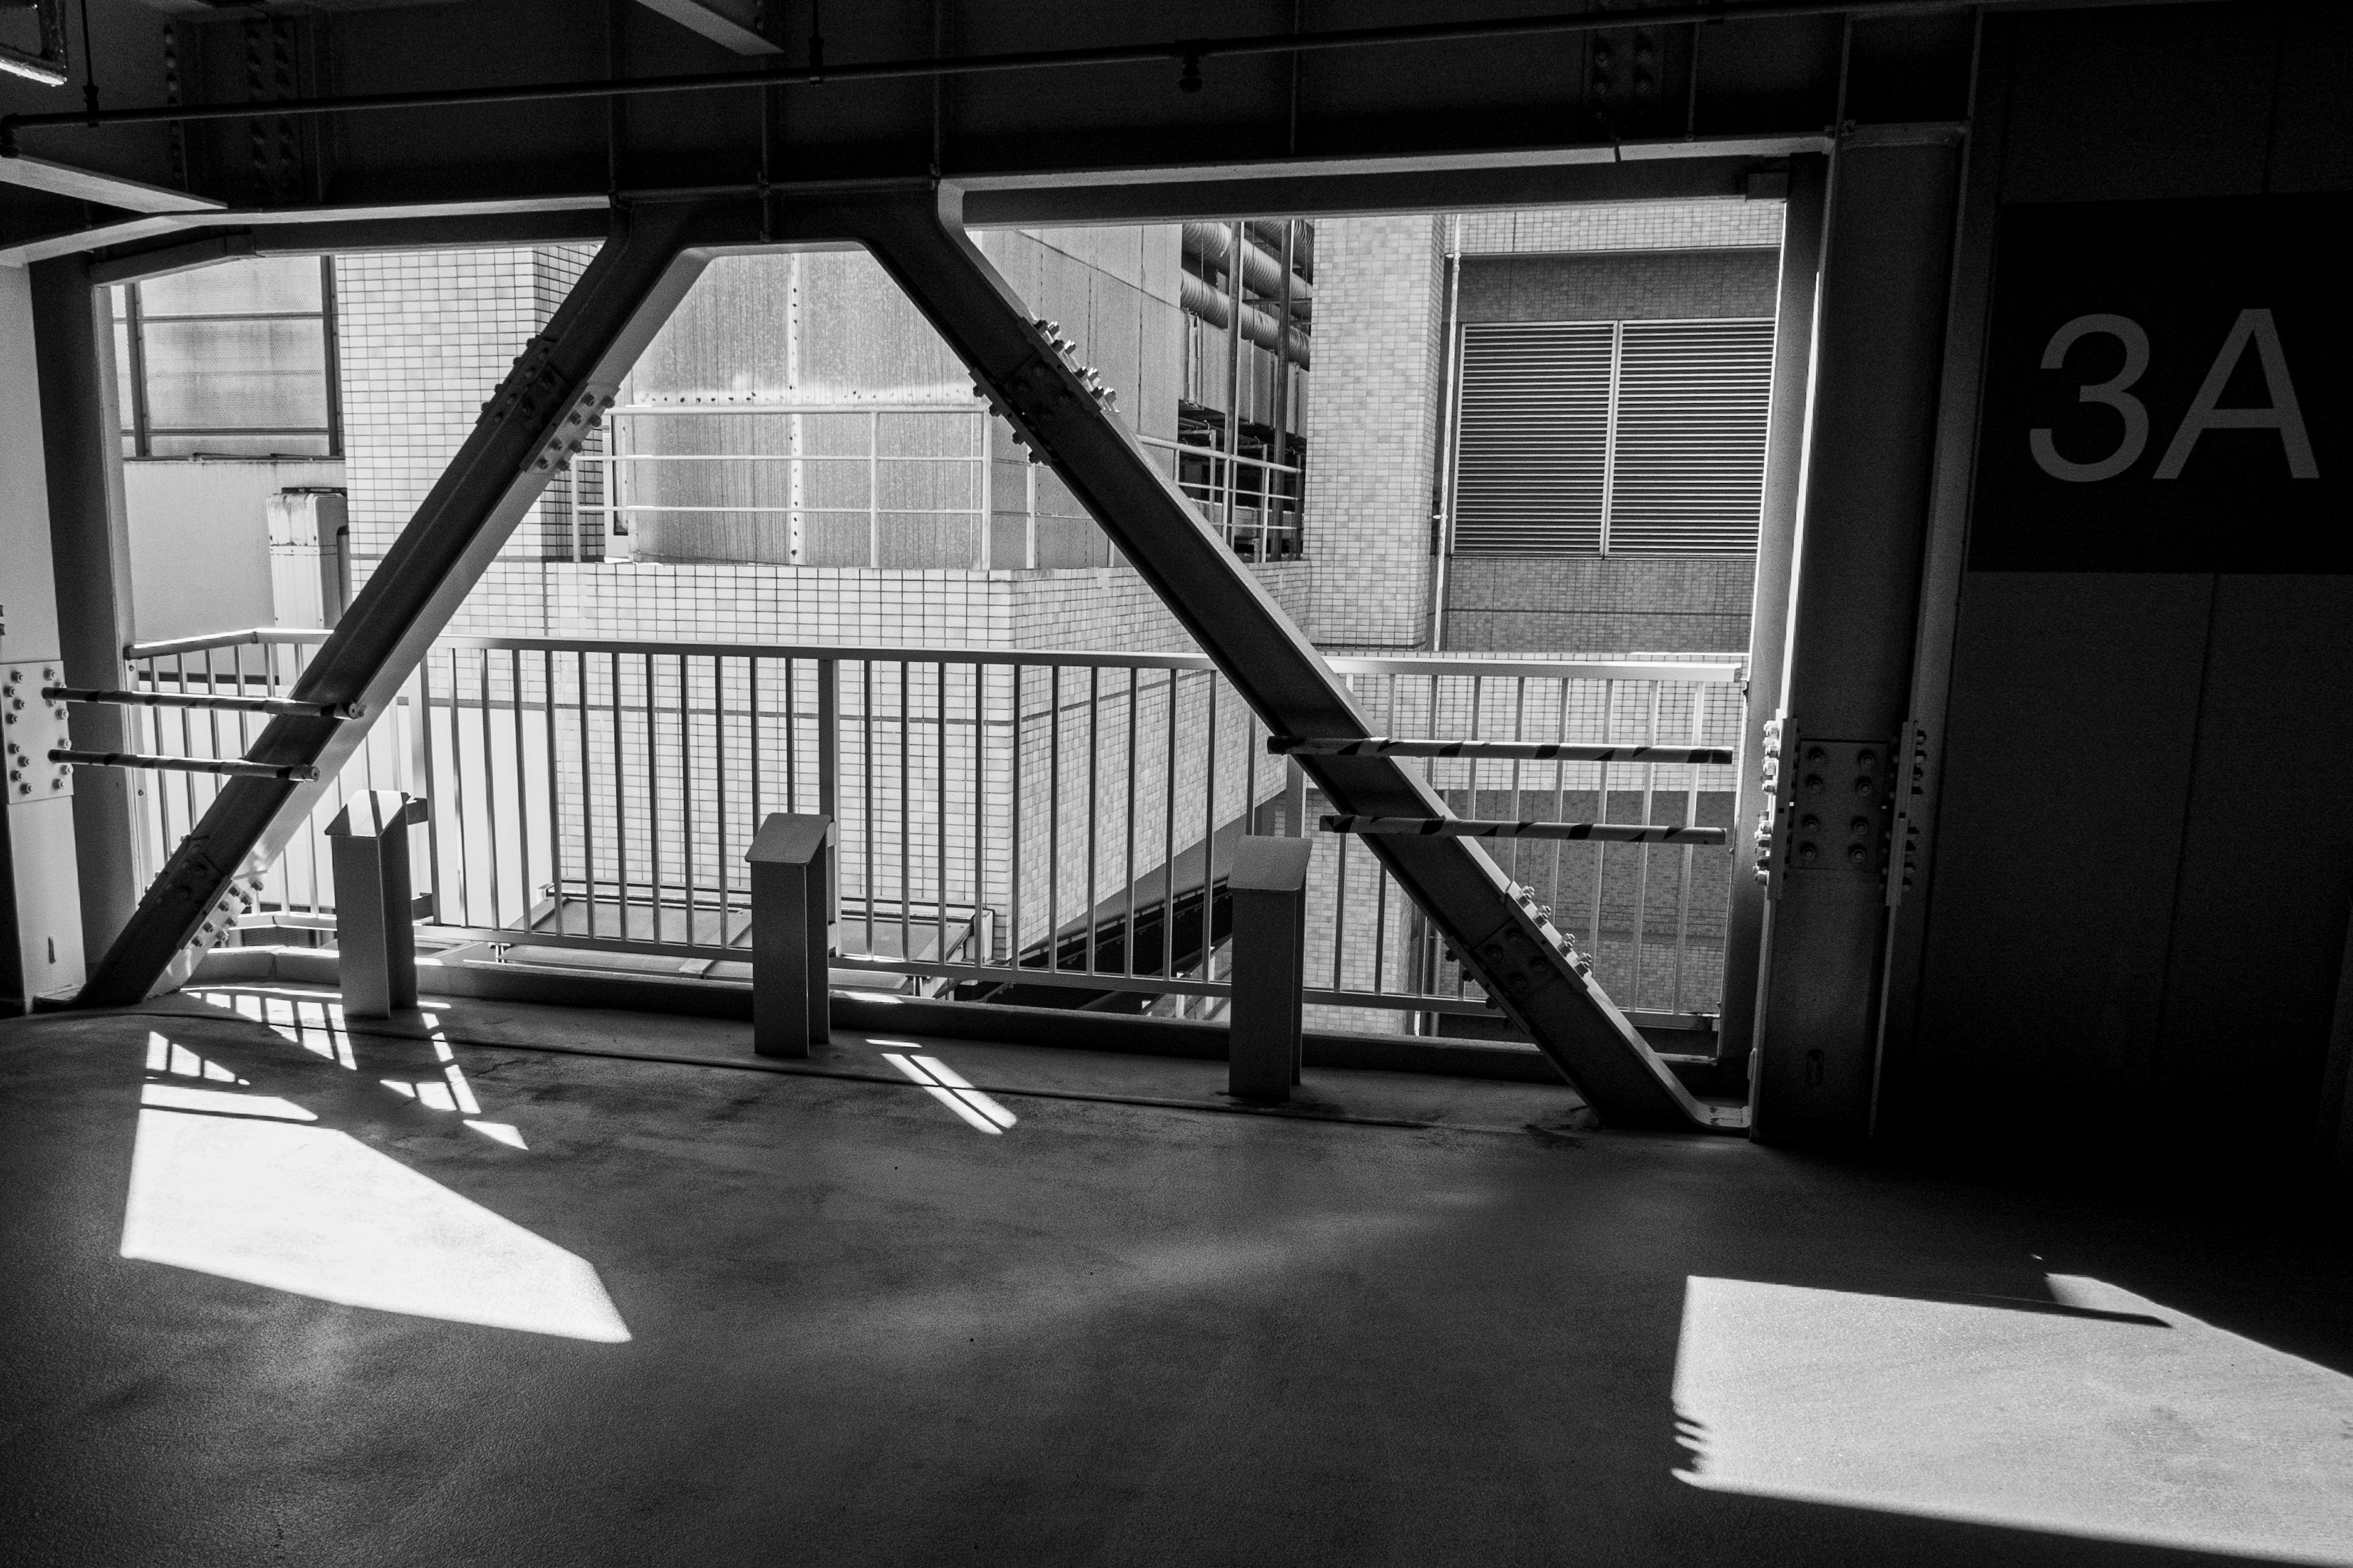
[1249,218,1313,282]
[1178,271,1311,368]
[1181,221,1313,312]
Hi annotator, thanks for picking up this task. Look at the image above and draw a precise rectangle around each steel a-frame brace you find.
[78,184,1733,1132]
[815,190,1735,1132]
[78,199,737,1006]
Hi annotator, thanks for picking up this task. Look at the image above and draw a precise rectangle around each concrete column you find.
[1302,215,1448,648]
[1718,156,1829,1073]
[327,789,419,1018]
[1749,131,1965,1143]
[1227,836,1311,1103]
[0,265,87,1011]
[31,257,143,967]
[748,812,833,1058]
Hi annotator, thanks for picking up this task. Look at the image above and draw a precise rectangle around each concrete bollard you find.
[327,789,420,1019]
[747,812,833,1058]
[1227,835,1313,1103]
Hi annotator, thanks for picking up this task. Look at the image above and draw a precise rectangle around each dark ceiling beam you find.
[0,0,1978,237]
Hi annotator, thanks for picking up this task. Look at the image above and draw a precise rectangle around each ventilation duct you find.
[1178,272,1312,368]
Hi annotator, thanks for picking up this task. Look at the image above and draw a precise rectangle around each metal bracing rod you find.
[0,0,2129,143]
[1273,736,1733,765]
[815,187,1734,1132]
[77,200,740,1007]
[1324,815,1729,847]
[50,749,320,783]
[44,684,358,721]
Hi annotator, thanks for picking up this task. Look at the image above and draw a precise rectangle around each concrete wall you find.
[121,457,344,642]
[1444,556,1755,653]
[1896,4,2353,1164]
[1457,249,1779,325]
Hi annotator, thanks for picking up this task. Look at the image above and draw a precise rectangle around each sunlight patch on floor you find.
[1672,1274,2353,1565]
[121,1107,629,1341]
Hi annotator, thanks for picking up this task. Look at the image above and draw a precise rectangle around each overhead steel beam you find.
[76,197,745,1006]
[803,187,1736,1133]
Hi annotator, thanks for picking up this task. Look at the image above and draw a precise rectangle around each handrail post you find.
[816,657,839,820]
[1227,836,1312,1103]
[326,789,419,1019]
[748,811,833,1058]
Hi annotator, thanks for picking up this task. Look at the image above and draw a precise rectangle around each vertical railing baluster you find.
[899,661,911,975]
[577,650,596,936]
[862,660,876,957]
[1085,667,1099,974]
[1508,676,1528,890]
[1124,665,1139,979]
[936,660,948,978]
[1672,678,1705,1017]
[481,648,502,931]
[1009,662,1024,974]
[447,648,472,927]
[1590,677,1615,992]
[1200,675,1218,983]
[716,655,731,950]
[1552,676,1572,939]
[419,651,444,927]
[610,650,626,939]
[1161,668,1177,981]
[1631,681,1664,1009]
[680,653,697,949]
[512,648,531,931]
[1046,664,1061,975]
[544,648,562,935]
[971,662,985,971]
[645,653,660,946]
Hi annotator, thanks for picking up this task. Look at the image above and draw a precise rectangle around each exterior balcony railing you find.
[122,630,1745,1043]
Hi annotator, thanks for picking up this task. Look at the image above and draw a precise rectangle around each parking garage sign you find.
[1970,195,2349,572]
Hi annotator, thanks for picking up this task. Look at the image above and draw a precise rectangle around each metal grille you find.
[1452,322,1614,554]
[1606,319,1775,557]
[1451,316,1772,558]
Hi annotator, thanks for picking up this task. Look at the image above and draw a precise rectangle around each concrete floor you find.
[4,987,2351,1568]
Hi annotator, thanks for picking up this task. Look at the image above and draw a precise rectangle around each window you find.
[1451,317,1773,557]
[113,256,341,459]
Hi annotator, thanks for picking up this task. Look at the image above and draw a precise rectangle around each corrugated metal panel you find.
[1452,322,1614,555]
[1450,316,1773,558]
[1605,319,1775,557]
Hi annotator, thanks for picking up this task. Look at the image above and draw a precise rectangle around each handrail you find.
[1137,433,1303,477]
[125,627,332,659]
[128,626,1745,686]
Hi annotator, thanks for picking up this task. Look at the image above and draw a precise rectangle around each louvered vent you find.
[1451,323,1613,554]
[1606,319,1775,556]
[1450,316,1773,558]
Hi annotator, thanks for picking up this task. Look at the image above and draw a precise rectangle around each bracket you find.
[2,664,73,802]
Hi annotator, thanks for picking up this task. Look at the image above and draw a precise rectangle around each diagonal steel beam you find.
[78,200,743,1006]
[811,188,1735,1132]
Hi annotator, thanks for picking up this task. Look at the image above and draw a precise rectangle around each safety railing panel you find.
[124,630,1743,1031]
[124,630,419,922]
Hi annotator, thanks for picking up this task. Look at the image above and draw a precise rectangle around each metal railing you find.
[1140,433,1303,562]
[123,631,1743,1034]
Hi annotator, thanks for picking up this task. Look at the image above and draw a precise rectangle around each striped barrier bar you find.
[46,684,359,721]
[1271,736,1734,765]
[50,749,320,783]
[1322,814,1729,846]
